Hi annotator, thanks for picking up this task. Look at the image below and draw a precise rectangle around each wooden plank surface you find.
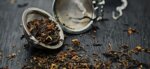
[0,0,150,69]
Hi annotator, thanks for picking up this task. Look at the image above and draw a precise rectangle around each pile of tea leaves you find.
[22,45,91,69]
[22,44,150,69]
[27,18,60,45]
[102,45,150,69]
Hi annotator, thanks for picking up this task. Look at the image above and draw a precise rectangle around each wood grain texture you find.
[0,0,150,69]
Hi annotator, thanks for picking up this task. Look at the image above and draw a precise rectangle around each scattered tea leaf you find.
[127,27,138,36]
[17,3,28,8]
[71,39,80,46]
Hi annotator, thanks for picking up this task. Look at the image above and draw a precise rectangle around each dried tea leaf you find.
[127,27,138,36]
[94,61,102,69]
[50,63,58,69]
[133,45,144,54]
[7,53,16,60]
[71,39,80,46]
[93,43,102,46]
[144,49,150,54]
[17,3,28,8]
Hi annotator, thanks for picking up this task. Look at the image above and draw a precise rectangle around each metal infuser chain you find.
[112,0,128,20]
[92,0,105,21]
[92,0,128,20]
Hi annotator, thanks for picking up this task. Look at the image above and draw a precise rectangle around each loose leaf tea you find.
[127,27,138,35]
[71,39,80,46]
[17,3,28,8]
[27,18,60,45]
[22,43,150,69]
[22,46,90,69]
[103,44,150,69]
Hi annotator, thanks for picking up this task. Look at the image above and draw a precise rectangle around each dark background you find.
[0,0,150,69]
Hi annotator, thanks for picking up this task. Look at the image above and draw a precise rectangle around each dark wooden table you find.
[0,0,150,69]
